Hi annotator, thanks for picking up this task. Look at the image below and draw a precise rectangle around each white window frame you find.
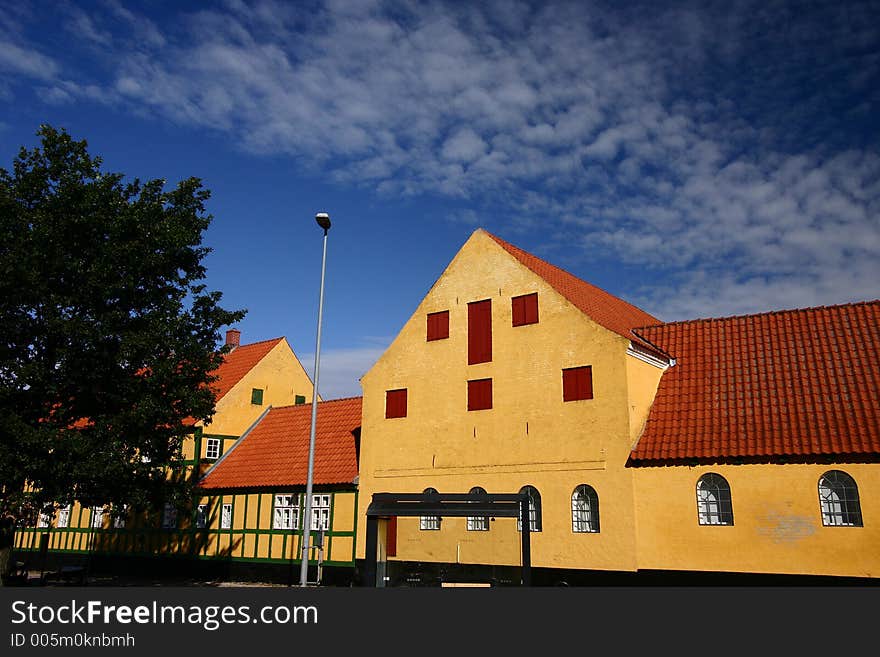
[112,506,126,529]
[517,486,542,532]
[91,506,106,529]
[420,488,441,531]
[196,504,208,529]
[310,494,331,531]
[696,473,734,526]
[466,486,489,531]
[57,505,71,529]
[572,485,600,533]
[162,503,178,529]
[205,438,221,460]
[273,494,300,530]
[819,470,863,527]
[221,503,233,529]
[37,510,53,528]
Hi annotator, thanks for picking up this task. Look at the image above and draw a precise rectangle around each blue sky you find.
[2,0,878,399]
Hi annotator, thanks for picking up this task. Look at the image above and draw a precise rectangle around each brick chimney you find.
[225,329,241,350]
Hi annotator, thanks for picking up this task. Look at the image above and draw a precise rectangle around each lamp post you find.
[300,211,331,587]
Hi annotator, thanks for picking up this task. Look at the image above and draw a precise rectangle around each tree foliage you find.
[0,125,245,522]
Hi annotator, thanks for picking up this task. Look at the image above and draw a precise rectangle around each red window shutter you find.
[468,379,493,411]
[427,310,449,341]
[512,293,538,327]
[385,389,407,418]
[467,300,492,364]
[563,366,593,401]
[386,516,397,557]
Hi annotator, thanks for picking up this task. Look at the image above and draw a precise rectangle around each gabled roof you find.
[484,230,662,350]
[199,397,362,489]
[629,301,880,463]
[210,337,284,402]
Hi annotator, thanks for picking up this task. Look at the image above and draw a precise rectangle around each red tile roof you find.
[630,301,880,463]
[484,231,662,350]
[199,397,362,489]
[210,338,284,402]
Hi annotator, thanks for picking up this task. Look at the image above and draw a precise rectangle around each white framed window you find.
[420,488,441,531]
[195,504,208,529]
[572,484,600,533]
[91,506,106,529]
[162,503,178,529]
[37,510,53,528]
[467,486,489,531]
[57,506,71,529]
[273,494,300,530]
[310,494,331,531]
[696,473,734,525]
[112,506,127,529]
[221,503,233,529]
[205,438,221,460]
[517,486,542,532]
[819,470,863,527]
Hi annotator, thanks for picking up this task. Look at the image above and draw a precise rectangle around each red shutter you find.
[468,379,493,411]
[427,310,449,341]
[512,293,538,327]
[468,300,492,364]
[385,389,407,418]
[563,366,593,401]
[386,516,397,557]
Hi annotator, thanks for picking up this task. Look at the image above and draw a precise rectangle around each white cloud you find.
[0,40,58,80]
[4,0,878,321]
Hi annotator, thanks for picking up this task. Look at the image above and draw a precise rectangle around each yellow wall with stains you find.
[633,462,879,577]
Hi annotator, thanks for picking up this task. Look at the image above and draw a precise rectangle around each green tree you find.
[0,126,245,579]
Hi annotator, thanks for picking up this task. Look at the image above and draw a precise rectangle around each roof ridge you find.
[481,229,661,349]
[272,396,363,410]
[482,229,640,307]
[232,336,285,349]
[636,299,880,329]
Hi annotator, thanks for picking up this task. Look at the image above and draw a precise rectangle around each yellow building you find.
[197,396,362,585]
[356,229,879,585]
[14,330,320,580]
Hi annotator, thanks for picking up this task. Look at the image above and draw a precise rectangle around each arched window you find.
[420,487,440,530]
[818,471,863,527]
[467,486,489,531]
[696,473,733,525]
[517,486,542,532]
[572,485,600,533]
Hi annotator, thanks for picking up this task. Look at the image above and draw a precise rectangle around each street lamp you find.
[300,211,331,587]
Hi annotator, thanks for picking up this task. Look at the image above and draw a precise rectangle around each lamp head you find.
[315,212,331,231]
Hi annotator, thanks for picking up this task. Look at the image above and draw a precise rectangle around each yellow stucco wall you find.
[202,338,316,438]
[356,230,652,572]
[633,462,880,578]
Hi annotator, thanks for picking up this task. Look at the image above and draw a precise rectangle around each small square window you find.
[468,378,493,411]
[512,293,539,327]
[427,310,450,341]
[205,437,221,460]
[294,394,306,405]
[251,388,264,405]
[562,366,593,402]
[386,389,407,418]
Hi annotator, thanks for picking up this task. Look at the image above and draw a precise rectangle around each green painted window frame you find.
[251,388,264,405]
